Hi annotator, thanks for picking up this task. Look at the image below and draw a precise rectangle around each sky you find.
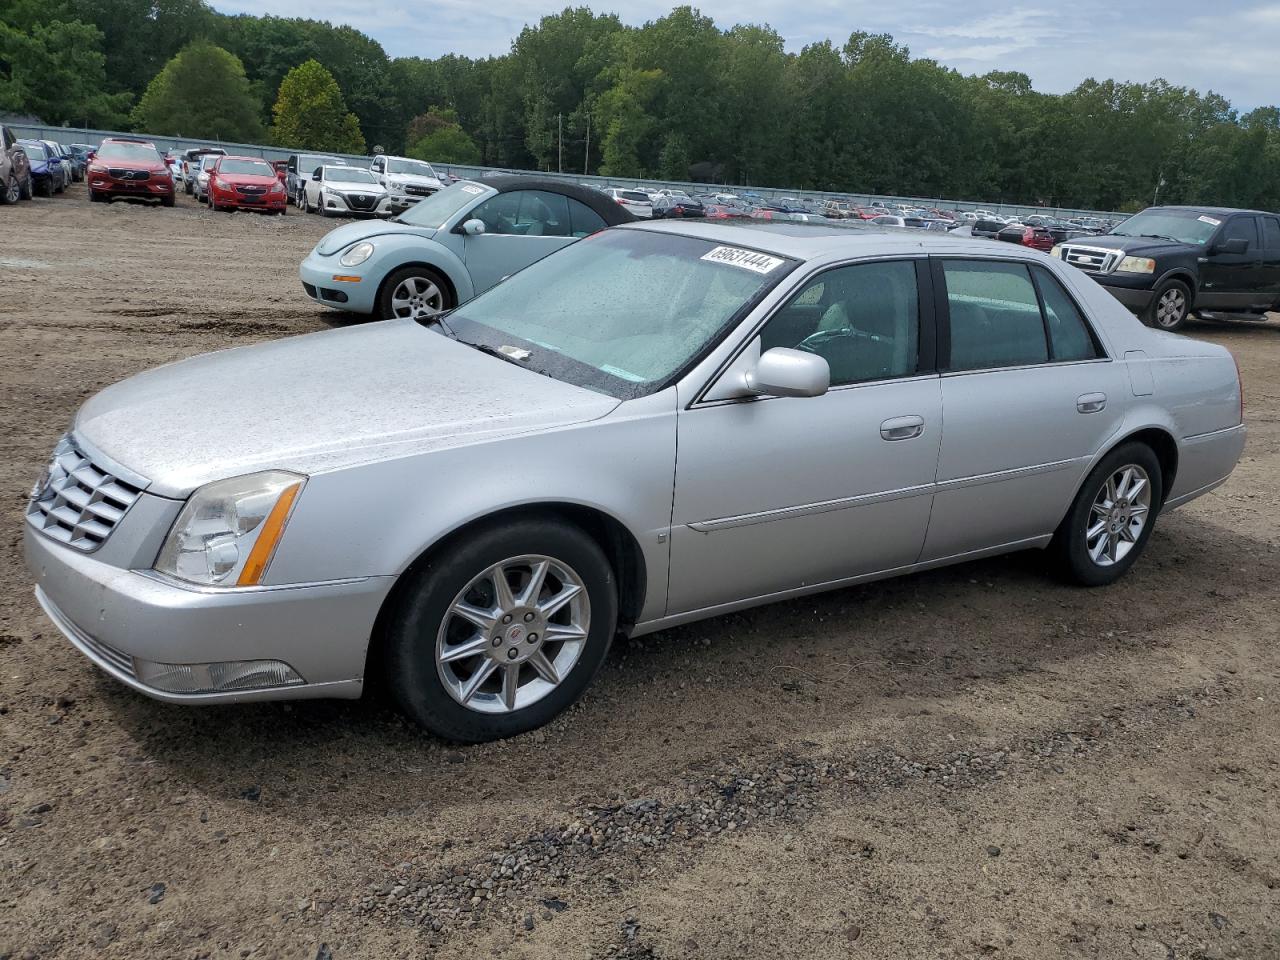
[216,0,1280,110]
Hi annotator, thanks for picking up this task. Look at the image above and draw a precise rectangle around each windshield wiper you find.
[465,341,536,369]
[1135,233,1181,243]
[415,309,458,338]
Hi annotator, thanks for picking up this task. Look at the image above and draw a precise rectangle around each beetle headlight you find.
[1116,256,1156,274]
[155,471,305,587]
[340,241,374,267]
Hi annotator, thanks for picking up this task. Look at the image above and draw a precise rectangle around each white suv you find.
[369,155,445,213]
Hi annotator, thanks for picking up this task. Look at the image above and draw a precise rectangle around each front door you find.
[668,258,942,616]
[1199,215,1267,309]
[463,190,579,294]
[922,257,1129,561]
[1259,215,1280,307]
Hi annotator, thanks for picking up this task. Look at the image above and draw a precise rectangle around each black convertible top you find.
[481,174,636,226]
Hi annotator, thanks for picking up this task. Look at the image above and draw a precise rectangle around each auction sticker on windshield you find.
[460,184,485,195]
[701,246,785,274]
[1198,215,1222,226]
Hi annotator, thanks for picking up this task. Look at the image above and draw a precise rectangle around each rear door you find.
[923,257,1129,562]
[1260,216,1280,307]
[1199,215,1266,309]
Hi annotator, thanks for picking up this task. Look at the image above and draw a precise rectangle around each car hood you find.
[221,173,278,186]
[1068,234,1193,256]
[386,173,443,189]
[73,319,620,498]
[314,219,439,256]
[326,180,387,194]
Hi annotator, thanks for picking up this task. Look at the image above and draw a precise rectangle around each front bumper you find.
[1067,269,1156,312]
[212,187,287,211]
[299,251,378,314]
[25,523,392,704]
[320,192,392,217]
[90,176,174,198]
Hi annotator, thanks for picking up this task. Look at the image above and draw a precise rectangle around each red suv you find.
[88,138,175,206]
[206,155,288,214]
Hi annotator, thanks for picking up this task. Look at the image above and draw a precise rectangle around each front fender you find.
[363,235,474,304]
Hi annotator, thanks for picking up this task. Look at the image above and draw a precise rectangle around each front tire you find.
[378,266,454,321]
[1,172,18,205]
[19,173,32,200]
[384,519,618,742]
[1051,442,1163,586]
[1146,279,1191,331]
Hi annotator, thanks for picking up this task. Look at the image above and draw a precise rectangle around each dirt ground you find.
[1,184,1278,960]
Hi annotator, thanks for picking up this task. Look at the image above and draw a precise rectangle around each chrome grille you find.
[404,185,434,196]
[237,185,267,195]
[107,168,149,181]
[1060,244,1121,274]
[27,437,144,552]
[345,192,378,211]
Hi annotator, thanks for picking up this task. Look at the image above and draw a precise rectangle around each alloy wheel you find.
[390,275,446,319]
[1154,288,1187,329]
[435,555,590,714]
[1086,464,1152,567]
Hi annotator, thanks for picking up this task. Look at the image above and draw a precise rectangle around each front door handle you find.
[1077,392,1107,414]
[881,415,925,441]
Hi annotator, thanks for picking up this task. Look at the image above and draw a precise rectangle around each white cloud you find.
[213,0,1280,107]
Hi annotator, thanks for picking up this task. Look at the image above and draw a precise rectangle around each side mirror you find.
[745,348,830,399]
[312,172,322,181]
[1214,237,1248,256]
[460,218,486,236]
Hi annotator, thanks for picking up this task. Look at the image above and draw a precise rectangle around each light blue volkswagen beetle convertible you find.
[299,175,634,319]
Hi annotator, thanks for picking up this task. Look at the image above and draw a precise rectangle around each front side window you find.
[759,260,920,386]
[470,190,572,237]
[943,260,1048,371]
[446,230,794,398]
[1222,216,1258,250]
[1263,217,1280,254]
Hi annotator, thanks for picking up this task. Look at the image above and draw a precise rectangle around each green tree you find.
[0,18,130,126]
[270,59,366,154]
[131,40,264,141]
[406,107,480,163]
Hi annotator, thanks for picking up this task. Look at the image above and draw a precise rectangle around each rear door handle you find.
[1077,392,1107,414]
[880,415,925,441]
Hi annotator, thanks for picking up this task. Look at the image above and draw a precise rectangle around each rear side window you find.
[567,197,606,237]
[942,260,1047,370]
[1032,266,1101,362]
[1263,217,1280,254]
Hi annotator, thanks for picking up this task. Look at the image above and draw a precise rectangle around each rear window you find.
[619,191,649,203]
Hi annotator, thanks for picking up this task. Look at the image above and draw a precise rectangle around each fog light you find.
[133,658,304,694]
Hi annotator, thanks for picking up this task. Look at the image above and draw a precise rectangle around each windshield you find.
[218,159,272,176]
[446,229,795,399]
[98,142,159,163]
[21,142,47,159]
[395,181,490,228]
[326,167,376,184]
[1111,209,1221,245]
[386,158,436,177]
[200,155,219,170]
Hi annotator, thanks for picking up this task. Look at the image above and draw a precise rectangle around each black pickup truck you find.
[1052,205,1280,330]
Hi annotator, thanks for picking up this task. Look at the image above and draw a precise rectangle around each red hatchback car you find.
[206,155,288,214]
[87,138,174,205]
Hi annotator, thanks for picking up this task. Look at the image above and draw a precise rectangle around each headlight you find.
[1049,245,1062,258]
[340,241,374,267]
[388,179,404,190]
[155,471,305,587]
[1116,256,1156,274]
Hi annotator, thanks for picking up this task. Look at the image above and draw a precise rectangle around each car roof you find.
[618,218,1045,262]
[479,174,636,227]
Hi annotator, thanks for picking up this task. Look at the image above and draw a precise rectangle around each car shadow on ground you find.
[88,508,1270,819]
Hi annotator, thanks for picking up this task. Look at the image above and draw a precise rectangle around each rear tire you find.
[1145,279,1192,331]
[161,193,175,208]
[384,518,618,742]
[1051,442,1163,586]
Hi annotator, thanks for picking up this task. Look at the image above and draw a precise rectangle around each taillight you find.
[1023,227,1035,244]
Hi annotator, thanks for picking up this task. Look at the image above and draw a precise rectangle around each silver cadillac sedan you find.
[25,221,1245,742]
